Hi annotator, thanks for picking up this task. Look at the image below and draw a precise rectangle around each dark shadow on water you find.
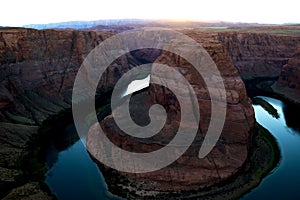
[242,96,300,200]
[38,91,122,200]
[43,113,122,200]
[252,97,280,119]
[283,102,300,132]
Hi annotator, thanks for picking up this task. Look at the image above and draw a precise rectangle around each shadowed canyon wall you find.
[0,28,147,198]
[273,48,300,103]
[218,32,300,103]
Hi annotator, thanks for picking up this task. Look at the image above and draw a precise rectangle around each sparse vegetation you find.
[99,123,280,200]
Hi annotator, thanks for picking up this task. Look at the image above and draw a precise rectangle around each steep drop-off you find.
[0,28,258,199]
[87,30,254,197]
[273,48,300,103]
[219,32,300,103]
[218,32,300,79]
[0,28,152,198]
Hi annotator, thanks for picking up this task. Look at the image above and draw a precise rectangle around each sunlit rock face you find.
[87,31,254,194]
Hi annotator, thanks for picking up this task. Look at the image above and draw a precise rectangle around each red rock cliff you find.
[0,28,256,199]
[87,31,254,195]
[218,32,300,80]
[0,28,146,198]
[273,48,300,103]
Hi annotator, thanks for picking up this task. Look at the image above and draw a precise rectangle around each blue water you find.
[44,125,122,200]
[44,77,150,200]
[242,96,300,200]
[44,96,300,199]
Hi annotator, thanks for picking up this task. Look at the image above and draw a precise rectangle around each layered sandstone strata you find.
[87,31,255,196]
[6,27,296,198]
[218,32,300,80]
[273,48,300,103]
[0,28,107,198]
[219,32,300,103]
[0,28,145,198]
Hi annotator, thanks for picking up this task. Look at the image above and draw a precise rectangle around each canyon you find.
[219,31,300,103]
[87,30,254,196]
[0,26,299,199]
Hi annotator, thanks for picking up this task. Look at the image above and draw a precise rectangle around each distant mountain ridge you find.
[23,19,273,30]
[23,19,151,29]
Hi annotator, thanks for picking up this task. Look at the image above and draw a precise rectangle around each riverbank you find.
[15,89,282,200]
[5,72,288,200]
[244,77,300,106]
[244,96,300,199]
[1,92,112,199]
[94,122,280,199]
[7,82,283,200]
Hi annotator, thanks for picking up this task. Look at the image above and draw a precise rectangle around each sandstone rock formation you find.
[0,28,172,198]
[277,49,300,90]
[273,48,300,103]
[0,28,137,198]
[5,27,297,198]
[218,32,300,80]
[0,28,104,198]
[219,32,300,103]
[87,31,255,196]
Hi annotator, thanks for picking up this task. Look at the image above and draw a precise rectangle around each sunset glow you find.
[1,0,299,26]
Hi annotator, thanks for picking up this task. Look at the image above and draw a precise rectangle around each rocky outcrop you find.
[278,50,300,89]
[218,32,300,80]
[2,182,53,200]
[219,32,300,104]
[278,48,300,91]
[273,49,300,103]
[87,31,255,196]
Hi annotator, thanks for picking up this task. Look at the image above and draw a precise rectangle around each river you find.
[242,96,300,199]
[44,96,300,199]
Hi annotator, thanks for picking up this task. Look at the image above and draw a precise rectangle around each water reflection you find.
[242,96,300,200]
[45,94,300,199]
[44,75,152,200]
[45,122,122,200]
[252,97,280,119]
[283,102,300,132]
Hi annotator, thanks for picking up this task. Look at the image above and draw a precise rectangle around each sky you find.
[1,0,299,27]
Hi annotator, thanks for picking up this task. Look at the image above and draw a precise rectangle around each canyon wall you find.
[218,32,300,79]
[277,48,300,89]
[0,28,257,198]
[273,48,300,103]
[0,28,103,198]
[87,30,255,196]
[219,32,300,103]
[0,28,141,198]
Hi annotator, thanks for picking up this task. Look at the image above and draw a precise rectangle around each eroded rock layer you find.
[0,28,147,198]
[3,28,291,198]
[273,48,300,103]
[87,31,255,196]
[218,32,300,79]
[219,32,300,103]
